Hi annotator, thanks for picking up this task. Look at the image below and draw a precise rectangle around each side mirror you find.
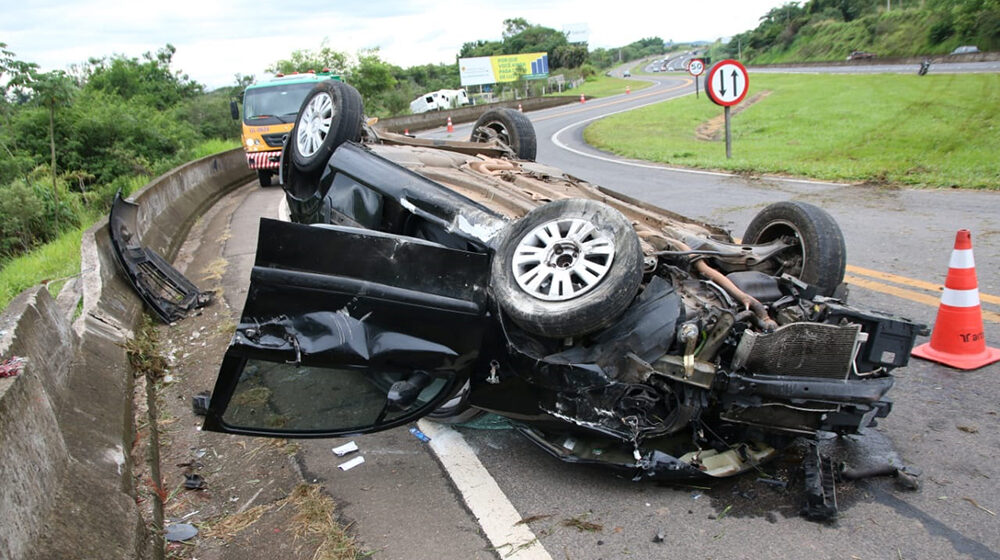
[230,100,239,121]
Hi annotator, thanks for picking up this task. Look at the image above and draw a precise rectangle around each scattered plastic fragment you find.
[757,477,788,489]
[164,523,198,542]
[409,426,431,443]
[183,474,205,490]
[332,441,359,456]
[0,356,26,378]
[338,456,365,471]
[192,391,211,416]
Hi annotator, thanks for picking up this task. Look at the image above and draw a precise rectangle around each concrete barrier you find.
[0,148,252,560]
[376,95,581,133]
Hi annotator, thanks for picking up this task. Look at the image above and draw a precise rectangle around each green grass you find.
[185,138,240,160]
[0,225,87,309]
[550,75,653,98]
[584,73,1000,189]
[0,139,239,312]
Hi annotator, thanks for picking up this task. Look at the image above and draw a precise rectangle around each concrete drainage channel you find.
[0,95,580,559]
[0,148,251,560]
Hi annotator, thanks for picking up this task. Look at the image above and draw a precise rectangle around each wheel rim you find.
[472,120,510,146]
[754,220,806,278]
[511,217,615,302]
[295,92,335,157]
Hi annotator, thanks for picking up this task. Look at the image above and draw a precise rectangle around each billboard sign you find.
[459,53,549,86]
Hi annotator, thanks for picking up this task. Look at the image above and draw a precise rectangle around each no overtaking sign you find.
[705,59,749,107]
[703,59,749,158]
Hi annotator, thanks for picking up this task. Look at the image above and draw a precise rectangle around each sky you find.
[1,0,789,90]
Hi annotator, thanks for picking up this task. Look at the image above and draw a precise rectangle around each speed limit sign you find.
[688,59,705,77]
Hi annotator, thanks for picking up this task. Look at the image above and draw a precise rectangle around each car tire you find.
[491,199,642,338]
[470,108,537,161]
[257,169,273,187]
[742,201,846,296]
[290,80,364,175]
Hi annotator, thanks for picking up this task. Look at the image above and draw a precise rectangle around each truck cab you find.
[231,72,342,186]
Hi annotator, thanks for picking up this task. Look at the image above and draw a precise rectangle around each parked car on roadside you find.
[202,80,924,489]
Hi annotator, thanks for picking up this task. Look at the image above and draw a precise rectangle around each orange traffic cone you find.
[912,229,1000,370]
[626,86,631,94]
[518,103,523,112]
[580,93,586,103]
[446,117,454,133]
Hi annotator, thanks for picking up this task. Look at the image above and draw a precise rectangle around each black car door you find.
[202,218,491,438]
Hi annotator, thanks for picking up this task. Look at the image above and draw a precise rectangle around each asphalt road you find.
[418,74,1000,559]
[204,71,1000,559]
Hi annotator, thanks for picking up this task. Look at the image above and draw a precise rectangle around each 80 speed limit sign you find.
[705,59,749,107]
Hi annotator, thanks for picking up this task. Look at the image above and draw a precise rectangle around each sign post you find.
[688,58,705,99]
[704,59,749,159]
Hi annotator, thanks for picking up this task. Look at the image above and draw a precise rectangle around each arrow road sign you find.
[688,59,705,77]
[704,59,749,107]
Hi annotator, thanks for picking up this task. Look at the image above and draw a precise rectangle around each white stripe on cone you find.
[941,287,981,308]
[948,248,975,269]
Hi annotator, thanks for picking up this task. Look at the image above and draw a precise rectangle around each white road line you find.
[548,92,847,187]
[417,419,552,560]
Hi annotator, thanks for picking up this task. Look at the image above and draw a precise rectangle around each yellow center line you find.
[847,264,1000,306]
[845,274,1000,323]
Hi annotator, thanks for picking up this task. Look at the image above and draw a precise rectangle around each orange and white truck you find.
[230,71,342,186]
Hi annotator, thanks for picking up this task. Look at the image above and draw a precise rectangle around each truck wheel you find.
[257,170,273,187]
[290,81,364,175]
[743,201,846,296]
[470,108,536,161]
[491,199,642,338]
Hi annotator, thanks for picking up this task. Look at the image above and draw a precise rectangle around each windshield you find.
[243,82,317,122]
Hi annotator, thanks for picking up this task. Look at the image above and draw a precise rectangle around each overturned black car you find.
[202,80,924,481]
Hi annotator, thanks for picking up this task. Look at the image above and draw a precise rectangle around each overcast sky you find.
[2,0,787,90]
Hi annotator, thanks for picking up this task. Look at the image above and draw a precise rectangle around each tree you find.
[85,44,202,110]
[503,18,531,39]
[351,49,398,115]
[24,70,76,231]
[267,39,349,75]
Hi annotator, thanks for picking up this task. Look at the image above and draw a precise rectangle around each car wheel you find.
[470,108,537,161]
[742,201,846,296]
[491,199,642,338]
[257,169,273,187]
[290,80,364,175]
[425,380,483,424]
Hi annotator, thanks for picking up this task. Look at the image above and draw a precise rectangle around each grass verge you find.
[0,140,238,312]
[584,73,1000,189]
[549,75,653,98]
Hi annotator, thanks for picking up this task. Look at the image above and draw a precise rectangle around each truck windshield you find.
[244,82,317,122]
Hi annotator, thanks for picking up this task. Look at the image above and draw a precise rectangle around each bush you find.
[0,180,46,257]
